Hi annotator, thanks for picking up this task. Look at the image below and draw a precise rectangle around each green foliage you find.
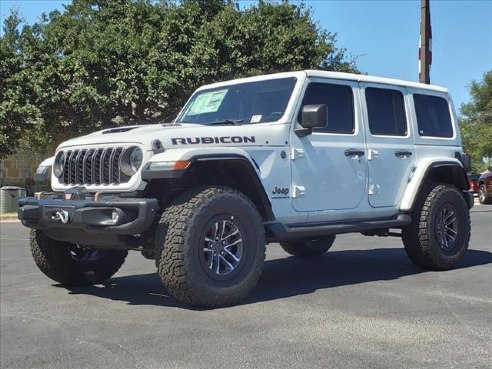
[0,10,41,158]
[0,0,358,158]
[459,70,492,173]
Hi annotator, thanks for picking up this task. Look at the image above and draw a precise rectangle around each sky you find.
[1,0,491,112]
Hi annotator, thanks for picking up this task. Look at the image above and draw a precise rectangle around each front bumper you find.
[18,193,158,236]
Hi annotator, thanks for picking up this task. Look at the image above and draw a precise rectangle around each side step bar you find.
[265,214,412,242]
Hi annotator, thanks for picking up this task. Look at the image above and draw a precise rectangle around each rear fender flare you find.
[400,158,469,211]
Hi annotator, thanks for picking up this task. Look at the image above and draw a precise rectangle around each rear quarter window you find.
[414,94,453,138]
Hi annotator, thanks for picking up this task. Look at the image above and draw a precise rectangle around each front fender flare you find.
[141,147,259,180]
[141,148,274,220]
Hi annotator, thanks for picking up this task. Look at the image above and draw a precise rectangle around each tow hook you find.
[52,210,69,224]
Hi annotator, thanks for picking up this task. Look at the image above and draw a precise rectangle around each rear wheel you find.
[280,236,336,258]
[402,184,470,270]
[30,229,128,286]
[478,184,491,204]
[156,186,266,308]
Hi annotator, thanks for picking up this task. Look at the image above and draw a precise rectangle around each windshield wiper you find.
[210,119,244,126]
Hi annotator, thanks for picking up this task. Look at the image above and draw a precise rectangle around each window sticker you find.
[250,115,262,123]
[188,89,228,115]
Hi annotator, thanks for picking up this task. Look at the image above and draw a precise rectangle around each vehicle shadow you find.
[63,248,492,309]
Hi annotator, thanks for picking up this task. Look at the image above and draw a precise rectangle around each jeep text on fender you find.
[19,70,473,307]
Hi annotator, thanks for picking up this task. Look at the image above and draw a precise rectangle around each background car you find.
[478,166,492,204]
[468,174,480,194]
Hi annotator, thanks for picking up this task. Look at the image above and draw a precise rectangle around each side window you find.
[299,83,354,134]
[414,94,453,137]
[366,87,407,136]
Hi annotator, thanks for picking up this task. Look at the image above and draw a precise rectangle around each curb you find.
[0,215,19,223]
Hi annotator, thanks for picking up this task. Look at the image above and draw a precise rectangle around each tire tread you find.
[280,236,335,258]
[30,229,127,286]
[156,186,266,307]
[402,184,470,270]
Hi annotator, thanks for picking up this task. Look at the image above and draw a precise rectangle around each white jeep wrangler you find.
[19,70,473,307]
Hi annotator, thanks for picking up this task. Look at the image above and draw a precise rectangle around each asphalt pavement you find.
[1,207,491,369]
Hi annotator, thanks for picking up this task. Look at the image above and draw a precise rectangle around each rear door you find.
[360,84,416,208]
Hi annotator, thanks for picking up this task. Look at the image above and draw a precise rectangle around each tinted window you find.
[299,83,354,134]
[414,94,453,137]
[366,88,407,136]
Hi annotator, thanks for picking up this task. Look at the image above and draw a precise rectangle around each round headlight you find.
[130,147,143,173]
[120,147,143,176]
[53,151,65,178]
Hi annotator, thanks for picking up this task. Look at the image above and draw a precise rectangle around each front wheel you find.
[479,184,491,204]
[402,184,470,270]
[30,229,128,286]
[156,186,266,308]
[280,236,336,258]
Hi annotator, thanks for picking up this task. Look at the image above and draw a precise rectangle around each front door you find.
[290,79,366,212]
[359,83,416,208]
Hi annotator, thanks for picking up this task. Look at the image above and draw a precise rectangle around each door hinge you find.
[367,149,379,161]
[292,185,306,198]
[290,148,304,160]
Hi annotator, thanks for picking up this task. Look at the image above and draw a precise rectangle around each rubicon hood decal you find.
[171,136,256,145]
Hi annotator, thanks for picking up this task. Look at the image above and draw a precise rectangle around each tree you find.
[0,0,358,158]
[0,10,42,158]
[459,70,492,173]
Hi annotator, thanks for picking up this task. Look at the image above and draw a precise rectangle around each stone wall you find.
[0,149,52,194]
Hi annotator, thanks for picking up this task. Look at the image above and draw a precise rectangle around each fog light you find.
[112,209,120,224]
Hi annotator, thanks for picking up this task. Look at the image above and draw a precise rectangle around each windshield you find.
[176,77,297,125]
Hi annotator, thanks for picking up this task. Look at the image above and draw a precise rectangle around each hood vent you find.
[161,123,182,127]
[102,127,138,134]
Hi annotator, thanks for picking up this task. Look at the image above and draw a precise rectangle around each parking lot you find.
[1,206,491,369]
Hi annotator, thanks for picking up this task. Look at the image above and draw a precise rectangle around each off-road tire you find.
[478,184,491,204]
[280,236,336,258]
[402,184,470,270]
[30,229,128,286]
[156,186,266,308]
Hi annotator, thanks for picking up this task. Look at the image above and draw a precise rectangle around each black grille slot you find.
[60,146,130,186]
[102,148,113,184]
[76,149,86,184]
[94,149,103,184]
[63,150,72,184]
[84,149,95,184]
[112,148,123,184]
[69,150,78,184]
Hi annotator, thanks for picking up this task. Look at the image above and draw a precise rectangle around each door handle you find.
[345,149,365,158]
[395,151,413,158]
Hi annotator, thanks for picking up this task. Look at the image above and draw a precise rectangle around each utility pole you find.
[419,0,431,84]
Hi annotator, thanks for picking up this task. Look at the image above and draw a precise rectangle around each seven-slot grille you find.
[61,147,131,185]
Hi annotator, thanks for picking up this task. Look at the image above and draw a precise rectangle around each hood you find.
[57,122,290,150]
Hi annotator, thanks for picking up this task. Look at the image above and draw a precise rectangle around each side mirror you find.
[296,104,327,137]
